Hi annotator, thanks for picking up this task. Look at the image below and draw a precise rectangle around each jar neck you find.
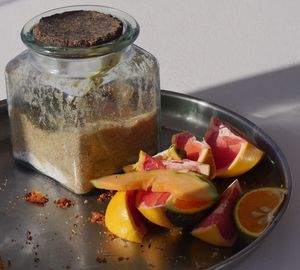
[21,6,139,58]
[29,45,132,78]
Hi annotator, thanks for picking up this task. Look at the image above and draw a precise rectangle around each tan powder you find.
[10,110,157,194]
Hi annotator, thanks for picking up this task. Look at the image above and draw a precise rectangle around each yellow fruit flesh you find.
[217,141,264,178]
[191,225,236,247]
[234,187,286,237]
[138,207,174,229]
[105,191,143,243]
[197,145,216,179]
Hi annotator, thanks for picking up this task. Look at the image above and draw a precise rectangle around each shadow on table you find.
[190,65,300,269]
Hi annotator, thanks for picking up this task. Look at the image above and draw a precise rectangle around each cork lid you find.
[33,10,123,47]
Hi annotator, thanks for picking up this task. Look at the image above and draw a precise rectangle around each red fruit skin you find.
[184,139,203,161]
[136,189,171,208]
[194,180,242,242]
[126,190,149,238]
[171,131,194,150]
[141,152,166,171]
[204,117,243,170]
[172,131,208,162]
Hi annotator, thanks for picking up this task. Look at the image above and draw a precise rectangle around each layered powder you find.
[10,111,157,194]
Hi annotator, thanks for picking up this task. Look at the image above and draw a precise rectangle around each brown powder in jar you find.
[10,110,157,194]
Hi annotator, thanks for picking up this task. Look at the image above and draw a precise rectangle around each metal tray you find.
[0,90,292,270]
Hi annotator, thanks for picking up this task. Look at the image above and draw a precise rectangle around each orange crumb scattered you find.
[54,198,74,208]
[90,211,105,225]
[24,191,48,206]
[97,190,116,203]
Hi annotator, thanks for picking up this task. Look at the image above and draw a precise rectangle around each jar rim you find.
[21,5,140,58]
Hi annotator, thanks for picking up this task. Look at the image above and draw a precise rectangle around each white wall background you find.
[1,0,300,100]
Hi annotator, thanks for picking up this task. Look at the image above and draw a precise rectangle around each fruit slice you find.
[124,151,210,176]
[136,186,218,228]
[154,145,183,160]
[123,151,166,173]
[105,191,148,243]
[171,131,194,150]
[91,170,217,202]
[166,196,214,215]
[191,180,242,247]
[161,159,210,177]
[234,187,286,238]
[136,190,174,229]
[205,117,264,177]
[172,131,216,179]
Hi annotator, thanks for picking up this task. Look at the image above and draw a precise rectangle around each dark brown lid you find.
[33,10,123,47]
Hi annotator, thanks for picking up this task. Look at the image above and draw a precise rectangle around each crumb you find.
[26,231,33,241]
[118,257,124,262]
[25,191,48,206]
[54,198,74,208]
[83,200,88,204]
[96,257,107,263]
[97,193,108,203]
[148,263,155,268]
[90,211,105,225]
[97,190,116,203]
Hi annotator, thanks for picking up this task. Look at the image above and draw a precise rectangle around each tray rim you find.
[0,90,292,270]
[161,90,292,270]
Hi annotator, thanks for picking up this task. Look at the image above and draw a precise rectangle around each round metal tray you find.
[0,90,292,269]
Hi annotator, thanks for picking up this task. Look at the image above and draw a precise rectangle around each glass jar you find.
[5,6,160,194]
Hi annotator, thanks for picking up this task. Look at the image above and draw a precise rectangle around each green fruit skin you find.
[165,174,219,228]
[165,174,219,215]
[166,208,212,229]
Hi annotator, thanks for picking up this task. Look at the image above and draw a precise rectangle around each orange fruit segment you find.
[136,190,174,229]
[137,207,174,229]
[191,224,236,247]
[171,131,216,179]
[205,117,264,177]
[191,179,242,247]
[234,187,286,238]
[105,191,148,243]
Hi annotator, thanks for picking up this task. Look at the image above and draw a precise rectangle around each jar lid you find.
[21,5,139,58]
[33,10,123,48]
